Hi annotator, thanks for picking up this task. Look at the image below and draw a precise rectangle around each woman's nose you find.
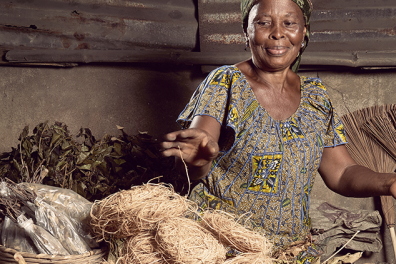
[269,24,285,40]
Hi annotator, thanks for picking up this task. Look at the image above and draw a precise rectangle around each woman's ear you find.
[245,33,249,49]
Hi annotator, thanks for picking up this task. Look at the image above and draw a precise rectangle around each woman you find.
[161,0,396,261]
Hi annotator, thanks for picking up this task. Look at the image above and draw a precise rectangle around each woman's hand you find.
[161,115,221,180]
[390,180,396,199]
[161,128,219,167]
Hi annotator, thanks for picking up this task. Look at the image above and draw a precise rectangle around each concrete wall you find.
[0,64,395,263]
[0,64,205,151]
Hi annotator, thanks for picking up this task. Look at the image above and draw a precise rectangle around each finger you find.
[178,128,206,140]
[202,140,219,159]
[162,131,181,141]
[161,147,183,158]
[163,129,200,142]
[161,142,188,152]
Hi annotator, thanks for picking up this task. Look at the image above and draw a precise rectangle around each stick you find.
[321,230,360,264]
[390,227,396,261]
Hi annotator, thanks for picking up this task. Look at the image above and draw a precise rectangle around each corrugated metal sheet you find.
[0,0,198,52]
[197,0,396,67]
[2,0,396,67]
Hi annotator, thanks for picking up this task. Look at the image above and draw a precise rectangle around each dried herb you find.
[0,179,36,222]
[0,122,183,201]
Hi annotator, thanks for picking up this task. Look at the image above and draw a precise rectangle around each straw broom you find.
[341,105,396,259]
[360,105,396,259]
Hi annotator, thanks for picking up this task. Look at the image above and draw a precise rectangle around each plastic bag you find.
[0,182,11,197]
[34,199,91,255]
[17,215,70,256]
[18,182,99,248]
[1,216,38,253]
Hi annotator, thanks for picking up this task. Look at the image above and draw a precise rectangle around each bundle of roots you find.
[156,217,227,264]
[224,252,273,264]
[90,183,197,240]
[119,231,164,264]
[200,210,272,254]
[91,183,274,264]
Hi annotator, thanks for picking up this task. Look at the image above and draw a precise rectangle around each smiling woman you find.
[245,0,306,73]
[160,0,396,263]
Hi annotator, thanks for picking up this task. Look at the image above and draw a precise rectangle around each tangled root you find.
[118,231,166,264]
[200,210,272,255]
[90,183,197,240]
[224,252,273,264]
[156,217,227,264]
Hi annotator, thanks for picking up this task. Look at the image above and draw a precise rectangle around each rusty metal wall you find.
[1,0,396,67]
[0,0,198,52]
[198,0,396,67]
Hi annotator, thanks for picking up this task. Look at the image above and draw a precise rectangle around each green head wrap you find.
[241,0,313,73]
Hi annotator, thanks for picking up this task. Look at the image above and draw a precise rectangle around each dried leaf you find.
[0,121,181,201]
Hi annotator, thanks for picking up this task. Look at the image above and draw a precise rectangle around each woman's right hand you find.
[161,128,219,168]
[160,115,221,180]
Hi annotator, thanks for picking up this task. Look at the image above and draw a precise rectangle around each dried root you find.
[118,231,165,264]
[156,217,227,264]
[90,183,197,240]
[200,210,272,255]
[224,252,273,264]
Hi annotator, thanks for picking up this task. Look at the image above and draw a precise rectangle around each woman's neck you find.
[236,59,296,92]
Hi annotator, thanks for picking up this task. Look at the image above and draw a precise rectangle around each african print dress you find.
[177,65,347,252]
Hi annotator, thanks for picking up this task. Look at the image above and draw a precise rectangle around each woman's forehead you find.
[250,0,303,17]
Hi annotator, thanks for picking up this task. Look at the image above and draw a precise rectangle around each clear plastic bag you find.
[34,199,91,255]
[18,183,99,249]
[0,182,11,197]
[1,216,38,253]
[17,215,70,256]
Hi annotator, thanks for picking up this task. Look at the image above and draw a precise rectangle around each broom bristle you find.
[341,105,396,228]
[380,196,395,228]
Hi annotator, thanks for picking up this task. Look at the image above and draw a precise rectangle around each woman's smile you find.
[265,45,290,56]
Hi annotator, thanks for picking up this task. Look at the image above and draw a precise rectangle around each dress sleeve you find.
[177,66,231,129]
[323,99,348,147]
[308,79,348,147]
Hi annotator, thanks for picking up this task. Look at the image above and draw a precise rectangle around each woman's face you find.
[246,0,306,72]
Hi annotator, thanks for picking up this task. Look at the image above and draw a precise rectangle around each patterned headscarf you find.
[241,0,313,72]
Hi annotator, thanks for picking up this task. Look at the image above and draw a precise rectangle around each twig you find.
[18,142,29,181]
[321,230,360,264]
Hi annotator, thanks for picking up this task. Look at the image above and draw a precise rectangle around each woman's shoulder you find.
[208,65,242,76]
[299,76,327,92]
[299,76,334,114]
[203,65,245,89]
[300,76,327,91]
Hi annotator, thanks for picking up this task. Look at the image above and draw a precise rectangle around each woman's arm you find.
[318,145,396,198]
[161,115,221,181]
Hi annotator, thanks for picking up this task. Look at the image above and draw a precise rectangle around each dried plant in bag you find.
[0,180,36,222]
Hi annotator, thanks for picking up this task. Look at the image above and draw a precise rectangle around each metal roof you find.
[0,0,198,51]
[197,0,396,68]
[2,0,396,68]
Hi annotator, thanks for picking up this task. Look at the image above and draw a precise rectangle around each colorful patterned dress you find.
[177,65,347,256]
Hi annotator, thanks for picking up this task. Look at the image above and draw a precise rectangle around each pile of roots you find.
[90,183,273,264]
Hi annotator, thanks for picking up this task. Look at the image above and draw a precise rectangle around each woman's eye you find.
[257,21,270,26]
[285,21,296,27]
